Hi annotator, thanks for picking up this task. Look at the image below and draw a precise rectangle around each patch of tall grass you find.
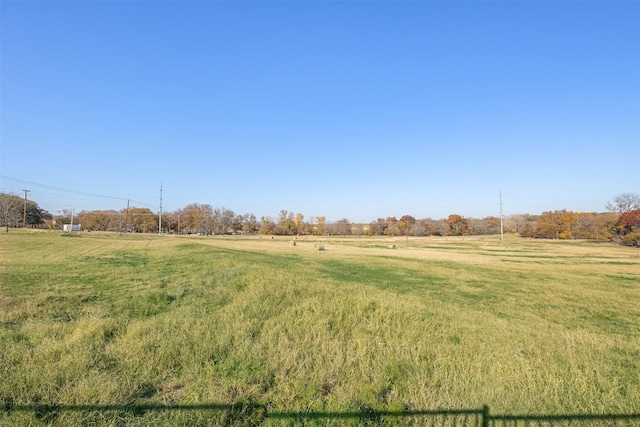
[1,230,638,425]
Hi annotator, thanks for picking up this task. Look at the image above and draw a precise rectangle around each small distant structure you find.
[63,224,81,232]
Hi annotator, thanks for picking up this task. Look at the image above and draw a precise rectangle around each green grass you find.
[1,230,639,425]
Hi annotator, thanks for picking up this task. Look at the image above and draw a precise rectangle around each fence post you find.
[482,405,490,427]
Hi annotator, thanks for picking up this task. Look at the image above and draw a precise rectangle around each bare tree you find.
[606,193,640,214]
[0,193,22,232]
[329,218,351,235]
[213,208,235,235]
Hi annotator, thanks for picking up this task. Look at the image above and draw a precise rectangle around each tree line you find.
[1,192,638,246]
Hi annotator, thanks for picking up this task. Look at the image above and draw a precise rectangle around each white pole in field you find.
[159,183,163,234]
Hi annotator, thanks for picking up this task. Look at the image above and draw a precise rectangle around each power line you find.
[0,175,154,209]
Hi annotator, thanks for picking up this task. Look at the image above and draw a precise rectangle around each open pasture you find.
[1,231,639,425]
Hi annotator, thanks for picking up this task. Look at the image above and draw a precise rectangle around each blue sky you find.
[1,1,639,222]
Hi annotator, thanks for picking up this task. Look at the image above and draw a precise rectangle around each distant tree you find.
[129,207,157,233]
[164,211,181,234]
[351,223,365,235]
[510,214,538,235]
[595,212,618,241]
[213,208,235,234]
[573,212,597,240]
[445,214,468,236]
[53,209,73,231]
[329,218,351,235]
[294,213,304,235]
[181,203,203,234]
[535,211,563,239]
[385,217,399,236]
[534,210,577,239]
[257,216,274,234]
[0,193,22,232]
[615,208,640,246]
[618,209,640,229]
[315,216,327,235]
[398,215,416,237]
[80,210,119,231]
[558,210,578,239]
[232,213,258,234]
[469,216,501,235]
[276,209,288,234]
[606,193,640,214]
[240,213,258,234]
[518,223,536,240]
[369,218,387,236]
[283,211,297,235]
[24,203,51,228]
[432,219,449,236]
[410,220,427,236]
[197,205,214,235]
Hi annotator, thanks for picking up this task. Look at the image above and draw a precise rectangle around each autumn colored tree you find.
[594,212,618,241]
[275,210,297,235]
[259,216,276,234]
[80,210,119,231]
[385,217,399,236]
[534,210,578,239]
[618,209,640,229]
[535,211,562,239]
[294,213,304,235]
[445,214,468,236]
[616,208,640,246]
[558,210,578,239]
[180,204,200,234]
[398,215,416,237]
[518,223,535,240]
[129,207,157,233]
[315,216,327,235]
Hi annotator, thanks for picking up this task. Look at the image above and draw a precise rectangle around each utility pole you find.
[159,183,163,234]
[126,199,130,233]
[22,189,30,228]
[500,190,504,242]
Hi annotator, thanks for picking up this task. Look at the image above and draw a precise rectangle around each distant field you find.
[1,230,639,425]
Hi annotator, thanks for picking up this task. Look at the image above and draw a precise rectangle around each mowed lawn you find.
[1,230,639,425]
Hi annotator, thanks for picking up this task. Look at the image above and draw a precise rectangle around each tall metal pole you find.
[22,189,30,228]
[159,183,163,234]
[500,190,504,241]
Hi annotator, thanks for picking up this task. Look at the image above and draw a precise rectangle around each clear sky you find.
[1,1,639,222]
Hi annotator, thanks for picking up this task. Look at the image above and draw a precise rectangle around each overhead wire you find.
[0,175,155,209]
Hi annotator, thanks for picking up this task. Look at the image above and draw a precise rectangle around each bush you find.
[621,231,640,246]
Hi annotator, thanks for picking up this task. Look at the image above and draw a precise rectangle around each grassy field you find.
[1,230,639,425]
